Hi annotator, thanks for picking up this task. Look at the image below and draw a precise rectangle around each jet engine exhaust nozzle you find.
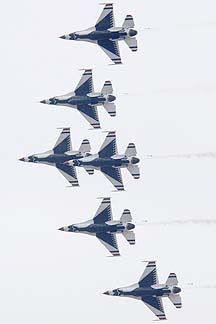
[173,287,181,294]
[126,223,135,230]
[131,157,140,164]
[107,95,116,102]
[129,29,137,37]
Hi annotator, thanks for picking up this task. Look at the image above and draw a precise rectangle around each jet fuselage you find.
[72,156,140,168]
[20,152,84,165]
[62,222,135,234]
[107,285,181,298]
[44,94,115,108]
[67,28,137,42]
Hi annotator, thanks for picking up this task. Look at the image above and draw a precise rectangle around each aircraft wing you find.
[141,296,166,321]
[95,3,115,31]
[53,128,72,154]
[139,261,159,287]
[56,163,79,187]
[93,197,113,224]
[100,166,124,191]
[99,131,117,157]
[96,232,120,256]
[77,104,100,129]
[98,39,122,64]
[75,69,94,95]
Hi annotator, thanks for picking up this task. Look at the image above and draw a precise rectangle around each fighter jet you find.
[104,261,182,320]
[64,131,140,191]
[40,69,116,129]
[19,128,90,186]
[59,3,138,64]
[58,197,135,256]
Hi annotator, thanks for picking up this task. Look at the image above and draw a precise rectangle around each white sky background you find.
[1,0,216,322]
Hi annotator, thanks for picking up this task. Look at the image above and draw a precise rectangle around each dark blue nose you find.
[126,223,135,230]
[129,29,137,37]
[108,95,116,102]
[131,157,140,164]
[173,287,181,294]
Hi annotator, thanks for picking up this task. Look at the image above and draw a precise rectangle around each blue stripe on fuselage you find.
[35,153,82,164]
[72,223,124,234]
[80,158,128,167]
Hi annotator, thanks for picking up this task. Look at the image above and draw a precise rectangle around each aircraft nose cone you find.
[19,157,25,162]
[103,291,110,295]
[58,227,64,231]
[40,99,46,104]
[59,35,66,39]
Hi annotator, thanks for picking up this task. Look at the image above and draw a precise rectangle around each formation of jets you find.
[19,3,182,321]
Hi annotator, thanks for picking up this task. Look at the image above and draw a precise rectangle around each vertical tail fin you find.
[120,209,132,222]
[166,273,178,286]
[122,15,135,29]
[79,139,91,153]
[101,80,113,95]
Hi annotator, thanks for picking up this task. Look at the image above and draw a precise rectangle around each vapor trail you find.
[183,283,216,289]
[139,22,216,32]
[136,219,216,226]
[142,152,216,160]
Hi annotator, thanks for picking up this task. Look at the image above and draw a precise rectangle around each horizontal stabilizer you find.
[83,166,94,175]
[168,294,182,309]
[103,103,116,117]
[122,15,135,29]
[127,164,140,179]
[120,209,132,222]
[79,139,91,153]
[101,80,113,95]
[166,273,178,286]
[122,230,135,245]
[124,37,137,52]
[125,143,137,156]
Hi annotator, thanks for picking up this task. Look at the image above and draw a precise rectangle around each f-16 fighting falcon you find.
[19,128,90,186]
[40,69,116,129]
[64,131,140,191]
[58,197,135,256]
[104,261,182,320]
[59,3,138,64]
